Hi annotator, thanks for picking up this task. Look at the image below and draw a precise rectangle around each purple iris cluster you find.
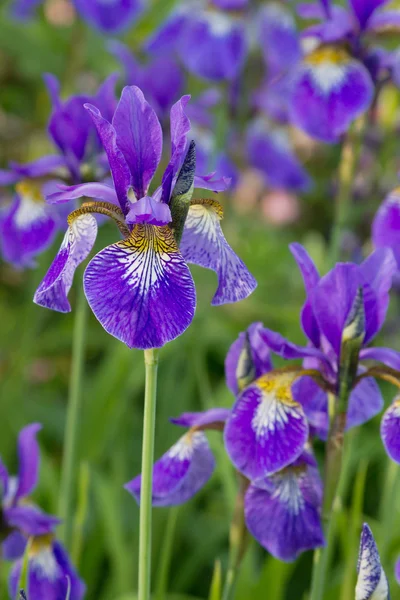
[127,241,400,562]
[0,424,84,600]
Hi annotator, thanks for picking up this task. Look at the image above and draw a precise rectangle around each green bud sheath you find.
[170,140,196,245]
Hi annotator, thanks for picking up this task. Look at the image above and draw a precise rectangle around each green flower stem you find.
[58,284,88,550]
[329,116,366,267]
[138,348,159,600]
[155,507,179,600]
[380,460,400,561]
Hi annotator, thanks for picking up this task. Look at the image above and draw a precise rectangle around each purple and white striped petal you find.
[112,86,163,200]
[289,47,374,142]
[225,322,273,395]
[170,408,230,428]
[372,188,400,270]
[245,458,324,561]
[9,538,85,600]
[180,199,257,305]
[84,224,196,349]
[224,372,309,479]
[0,187,58,269]
[34,214,98,313]
[381,397,400,463]
[125,195,172,226]
[125,431,215,506]
[356,523,389,599]
[14,423,41,501]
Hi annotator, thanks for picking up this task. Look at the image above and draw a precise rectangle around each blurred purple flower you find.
[146,2,247,82]
[34,86,256,349]
[372,187,400,270]
[9,536,85,600]
[0,424,59,561]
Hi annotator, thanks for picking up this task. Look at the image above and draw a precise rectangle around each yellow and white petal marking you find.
[14,181,48,229]
[84,224,196,349]
[224,370,309,479]
[180,199,256,305]
[304,46,351,94]
[29,535,60,582]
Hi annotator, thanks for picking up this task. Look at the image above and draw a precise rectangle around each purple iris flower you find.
[109,41,185,121]
[287,0,400,141]
[356,524,389,599]
[10,0,143,34]
[0,424,60,561]
[0,74,117,269]
[126,408,229,505]
[372,186,400,271]
[245,119,311,193]
[34,86,256,349]
[256,244,400,460]
[146,2,248,82]
[9,536,85,600]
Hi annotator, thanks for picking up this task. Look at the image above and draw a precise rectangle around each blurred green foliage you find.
[1,1,400,600]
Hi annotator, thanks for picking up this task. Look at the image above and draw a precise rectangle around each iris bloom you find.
[256,243,400,463]
[356,524,389,600]
[288,0,400,141]
[0,74,117,268]
[10,0,143,34]
[372,186,400,271]
[9,534,85,600]
[145,0,248,82]
[34,86,256,349]
[0,424,59,561]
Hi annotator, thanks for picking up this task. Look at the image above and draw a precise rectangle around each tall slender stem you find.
[329,116,366,266]
[138,348,159,600]
[58,284,88,549]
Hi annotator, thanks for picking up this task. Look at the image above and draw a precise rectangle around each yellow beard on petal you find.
[121,224,179,255]
[305,46,350,66]
[256,372,300,408]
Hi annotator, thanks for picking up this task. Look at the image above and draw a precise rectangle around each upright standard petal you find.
[225,322,273,395]
[125,195,172,226]
[372,188,400,270]
[289,47,374,142]
[34,214,98,313]
[356,524,389,600]
[9,537,85,600]
[381,397,400,463]
[224,371,309,479]
[259,3,301,71]
[180,199,257,305]
[0,185,58,269]
[349,0,389,29]
[84,224,196,349]
[161,95,191,204]
[246,121,311,192]
[73,0,143,33]
[112,86,163,199]
[14,423,42,501]
[125,431,215,506]
[245,458,324,561]
[290,243,320,347]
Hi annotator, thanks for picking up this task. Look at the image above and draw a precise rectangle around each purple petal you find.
[0,169,20,185]
[83,224,196,349]
[72,0,143,33]
[2,531,26,561]
[0,192,58,269]
[10,155,67,178]
[381,399,400,463]
[146,10,188,55]
[395,555,400,585]
[10,0,43,19]
[290,243,320,347]
[372,189,400,270]
[85,104,131,214]
[125,431,215,506]
[289,47,374,142]
[180,200,257,305]
[225,322,273,395]
[141,56,185,120]
[34,214,98,313]
[292,376,329,440]
[258,327,332,371]
[112,86,162,199]
[194,173,231,192]
[245,461,324,561]
[212,0,249,8]
[161,95,191,205]
[178,12,247,82]
[14,423,42,501]
[356,523,388,599]
[347,377,383,429]
[300,7,354,43]
[170,408,230,428]
[259,4,301,71]
[126,195,172,226]
[9,539,85,600]
[246,120,311,192]
[4,506,60,536]
[253,72,292,124]
[366,9,400,32]
[349,0,389,28]
[224,372,309,479]
[47,182,119,205]
[360,347,400,370]
[0,459,9,497]
[93,73,119,124]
